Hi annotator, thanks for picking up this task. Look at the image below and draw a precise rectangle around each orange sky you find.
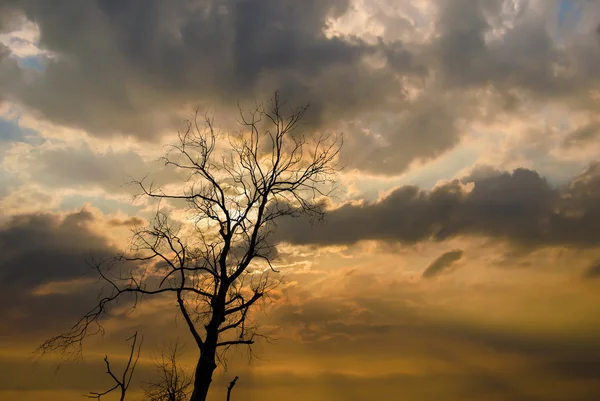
[2,1,600,400]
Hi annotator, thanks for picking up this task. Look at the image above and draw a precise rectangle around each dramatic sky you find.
[2,0,600,400]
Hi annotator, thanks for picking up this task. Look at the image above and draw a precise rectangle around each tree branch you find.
[227,376,239,401]
[87,332,142,401]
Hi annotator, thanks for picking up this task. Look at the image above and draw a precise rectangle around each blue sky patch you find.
[0,117,43,145]
[557,0,583,28]
[16,54,46,72]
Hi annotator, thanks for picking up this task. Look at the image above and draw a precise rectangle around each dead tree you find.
[143,342,193,401]
[87,332,142,401]
[39,94,342,401]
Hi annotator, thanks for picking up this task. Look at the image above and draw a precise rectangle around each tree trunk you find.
[189,346,217,401]
[189,291,226,401]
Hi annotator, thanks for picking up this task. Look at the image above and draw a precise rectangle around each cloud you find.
[339,92,467,174]
[563,121,600,148]
[2,3,600,400]
[582,260,600,279]
[275,163,600,249]
[0,209,118,336]
[0,43,23,101]
[259,276,600,400]
[545,358,600,381]
[107,216,144,227]
[0,116,41,144]
[422,250,463,278]
[2,205,600,401]
[433,1,600,108]
[0,7,23,33]
[0,0,420,140]
[1,1,597,176]
[13,141,185,194]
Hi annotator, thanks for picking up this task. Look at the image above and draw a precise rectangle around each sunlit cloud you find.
[2,1,600,400]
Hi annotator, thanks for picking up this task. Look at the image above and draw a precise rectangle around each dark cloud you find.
[434,0,503,88]
[582,260,600,280]
[107,216,144,227]
[544,358,600,381]
[0,6,23,33]
[433,0,600,109]
[339,93,466,173]
[0,0,419,139]
[275,163,600,249]
[0,209,117,336]
[422,250,463,278]
[563,122,600,148]
[1,1,598,176]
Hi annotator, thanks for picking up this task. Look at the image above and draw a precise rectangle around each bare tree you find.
[87,332,142,401]
[40,94,342,401]
[143,342,193,401]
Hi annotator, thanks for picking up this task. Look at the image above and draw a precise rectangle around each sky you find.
[1,0,600,400]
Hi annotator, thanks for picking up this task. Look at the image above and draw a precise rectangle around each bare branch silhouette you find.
[226,376,239,401]
[87,332,142,401]
[143,342,193,401]
[40,93,342,401]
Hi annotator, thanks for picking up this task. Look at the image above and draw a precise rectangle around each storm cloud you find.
[1,0,599,175]
[0,0,418,140]
[275,163,600,249]
[0,209,118,336]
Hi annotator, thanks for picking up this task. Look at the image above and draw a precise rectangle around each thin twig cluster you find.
[39,94,341,399]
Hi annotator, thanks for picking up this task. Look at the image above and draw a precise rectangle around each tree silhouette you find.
[226,376,239,401]
[40,94,342,401]
[87,332,142,401]
[143,342,193,401]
